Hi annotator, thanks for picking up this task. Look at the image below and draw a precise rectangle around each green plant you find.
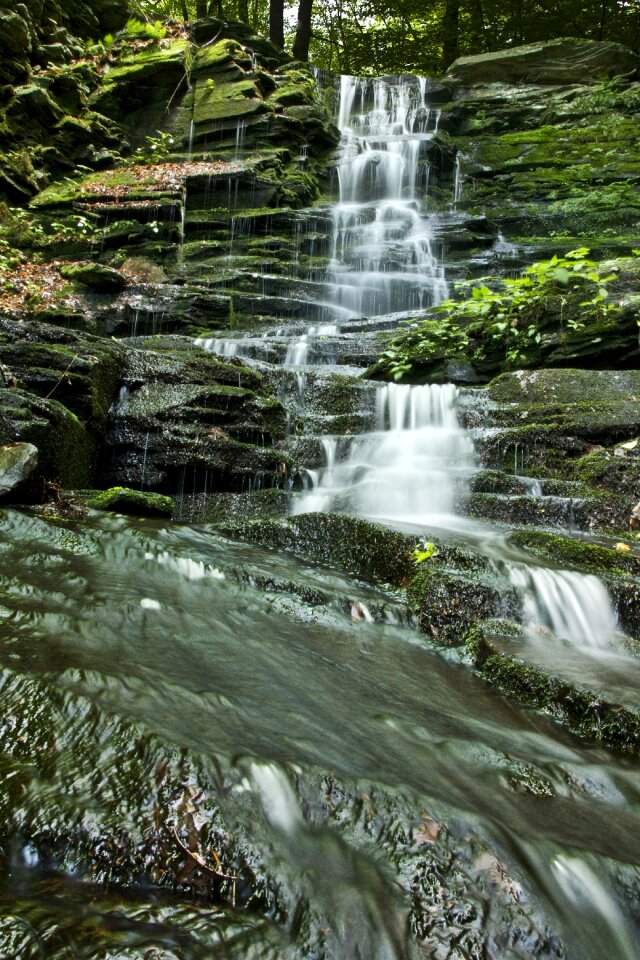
[125,18,167,41]
[380,248,621,380]
[569,79,640,116]
[412,542,439,564]
[131,131,176,163]
[0,239,23,275]
[383,315,470,381]
[0,206,46,247]
[49,215,96,240]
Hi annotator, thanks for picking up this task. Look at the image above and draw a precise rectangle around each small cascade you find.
[195,336,238,358]
[494,232,519,259]
[453,153,463,205]
[293,382,475,522]
[517,475,543,497]
[234,118,246,158]
[325,74,448,319]
[508,564,619,650]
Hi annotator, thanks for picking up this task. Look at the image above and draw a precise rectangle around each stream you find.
[1,73,639,959]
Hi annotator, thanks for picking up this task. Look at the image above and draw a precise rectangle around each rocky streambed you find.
[1,15,640,960]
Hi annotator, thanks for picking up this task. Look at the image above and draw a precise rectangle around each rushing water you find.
[2,72,640,959]
[293,382,475,522]
[1,510,640,960]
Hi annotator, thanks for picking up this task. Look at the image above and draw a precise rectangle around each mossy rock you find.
[59,261,126,292]
[508,529,640,577]
[0,389,94,487]
[487,369,640,439]
[0,441,38,498]
[83,486,174,517]
[447,38,640,85]
[466,620,640,755]
[407,566,515,646]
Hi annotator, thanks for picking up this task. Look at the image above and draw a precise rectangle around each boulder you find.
[447,38,640,86]
[0,11,31,56]
[0,441,38,497]
[83,486,175,518]
[59,262,126,292]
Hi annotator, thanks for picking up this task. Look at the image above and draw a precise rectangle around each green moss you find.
[219,513,417,584]
[30,178,82,209]
[83,486,174,517]
[35,398,95,487]
[194,38,250,72]
[508,529,640,577]
[407,565,506,645]
[467,623,640,755]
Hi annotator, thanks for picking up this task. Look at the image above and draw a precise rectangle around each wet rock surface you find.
[0,441,38,496]
[1,21,640,960]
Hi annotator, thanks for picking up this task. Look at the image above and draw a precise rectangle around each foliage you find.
[49,215,96,241]
[412,541,439,564]
[126,17,168,40]
[383,316,470,381]
[131,131,176,163]
[381,248,622,379]
[569,79,640,116]
[127,0,640,74]
[0,240,23,275]
[0,205,46,247]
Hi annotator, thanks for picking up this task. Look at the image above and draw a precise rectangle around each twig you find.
[172,827,238,884]
[44,353,78,400]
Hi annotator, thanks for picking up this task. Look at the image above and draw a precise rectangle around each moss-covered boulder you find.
[447,38,640,86]
[60,261,126,292]
[0,388,94,487]
[105,341,288,494]
[83,486,174,517]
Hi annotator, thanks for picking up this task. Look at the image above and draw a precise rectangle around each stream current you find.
[1,75,640,959]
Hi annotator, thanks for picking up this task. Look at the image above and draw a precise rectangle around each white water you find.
[509,564,618,651]
[293,382,475,522]
[292,73,622,654]
[327,75,448,318]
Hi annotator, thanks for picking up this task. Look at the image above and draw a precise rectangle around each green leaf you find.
[412,541,439,564]
[553,267,570,286]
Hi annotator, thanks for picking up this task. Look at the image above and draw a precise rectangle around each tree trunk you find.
[196,0,207,18]
[269,0,284,47]
[468,0,484,53]
[179,0,189,21]
[598,0,608,39]
[292,0,313,61]
[238,0,249,24]
[442,0,460,70]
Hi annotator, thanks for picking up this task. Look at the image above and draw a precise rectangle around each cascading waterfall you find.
[508,564,619,650]
[326,74,448,320]
[294,382,475,522]
[291,73,622,655]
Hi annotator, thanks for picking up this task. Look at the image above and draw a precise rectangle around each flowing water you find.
[2,73,640,959]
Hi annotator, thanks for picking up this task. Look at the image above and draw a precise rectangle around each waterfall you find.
[293,382,475,521]
[326,74,448,318]
[508,565,618,651]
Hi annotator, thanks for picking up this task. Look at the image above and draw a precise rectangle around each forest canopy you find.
[130,0,640,74]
